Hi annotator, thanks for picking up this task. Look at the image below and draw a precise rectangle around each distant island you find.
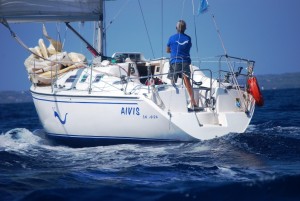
[0,72,299,104]
[0,91,32,104]
[257,72,300,90]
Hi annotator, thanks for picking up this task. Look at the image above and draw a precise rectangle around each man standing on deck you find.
[166,20,197,108]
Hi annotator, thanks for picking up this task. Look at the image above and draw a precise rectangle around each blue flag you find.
[199,0,209,14]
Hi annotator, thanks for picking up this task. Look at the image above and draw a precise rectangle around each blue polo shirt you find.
[167,33,192,64]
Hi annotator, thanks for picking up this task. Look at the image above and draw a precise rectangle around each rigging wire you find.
[161,0,164,58]
[193,14,199,54]
[2,20,48,60]
[211,14,228,56]
[137,0,155,58]
[78,22,84,54]
[104,0,130,32]
[63,24,69,51]
[53,23,63,91]
[192,0,199,55]
[210,13,248,110]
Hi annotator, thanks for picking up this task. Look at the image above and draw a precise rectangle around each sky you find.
[0,0,300,91]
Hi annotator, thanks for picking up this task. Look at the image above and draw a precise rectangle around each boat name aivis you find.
[121,107,140,116]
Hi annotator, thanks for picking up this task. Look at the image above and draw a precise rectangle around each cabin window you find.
[65,75,77,83]
[80,74,89,83]
[93,74,103,83]
[129,54,140,61]
[113,53,141,62]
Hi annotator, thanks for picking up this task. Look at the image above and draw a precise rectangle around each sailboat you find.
[1,0,263,146]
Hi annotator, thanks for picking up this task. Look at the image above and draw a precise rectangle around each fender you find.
[247,76,264,107]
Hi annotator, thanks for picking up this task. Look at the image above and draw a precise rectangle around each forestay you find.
[0,0,104,22]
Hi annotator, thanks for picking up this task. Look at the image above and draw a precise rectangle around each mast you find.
[98,0,104,55]
[95,0,106,57]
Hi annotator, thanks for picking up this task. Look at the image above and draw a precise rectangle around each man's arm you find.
[166,46,171,53]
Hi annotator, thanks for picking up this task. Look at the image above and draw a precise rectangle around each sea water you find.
[0,89,300,201]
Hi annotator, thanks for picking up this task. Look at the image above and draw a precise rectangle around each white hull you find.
[30,58,256,146]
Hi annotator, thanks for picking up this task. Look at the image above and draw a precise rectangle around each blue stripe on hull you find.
[32,96,139,105]
[31,90,140,105]
[46,133,184,147]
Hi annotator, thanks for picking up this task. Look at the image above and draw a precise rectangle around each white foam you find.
[245,124,257,133]
[218,166,237,177]
[0,128,41,152]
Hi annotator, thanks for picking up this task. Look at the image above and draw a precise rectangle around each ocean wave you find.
[0,128,41,151]
[1,126,300,201]
[16,174,300,201]
[0,127,299,171]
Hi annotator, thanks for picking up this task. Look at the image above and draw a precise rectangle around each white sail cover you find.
[0,0,103,22]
